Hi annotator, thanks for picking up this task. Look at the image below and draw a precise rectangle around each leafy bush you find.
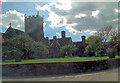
[106,47,117,58]
[2,35,49,60]
[84,36,104,57]
[60,45,77,57]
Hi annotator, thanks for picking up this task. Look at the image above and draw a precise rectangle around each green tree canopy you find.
[110,32,120,43]
[84,36,104,57]
[86,36,102,44]
[2,35,49,60]
[109,32,120,56]
[60,45,77,57]
[106,47,117,58]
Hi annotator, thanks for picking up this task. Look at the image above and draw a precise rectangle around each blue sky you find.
[1,1,118,41]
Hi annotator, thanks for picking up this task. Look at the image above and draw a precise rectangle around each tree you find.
[109,32,120,56]
[106,47,117,58]
[32,42,49,59]
[95,26,117,42]
[110,32,120,43]
[60,45,77,57]
[84,36,104,57]
[2,35,49,60]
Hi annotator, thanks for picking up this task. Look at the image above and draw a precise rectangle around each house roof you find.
[73,41,82,45]
[50,37,73,46]
[73,41,88,47]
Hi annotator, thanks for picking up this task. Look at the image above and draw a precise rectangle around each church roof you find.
[5,26,25,37]
[1,33,11,39]
[1,26,25,39]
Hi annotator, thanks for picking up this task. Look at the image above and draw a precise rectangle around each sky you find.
[0,0,119,41]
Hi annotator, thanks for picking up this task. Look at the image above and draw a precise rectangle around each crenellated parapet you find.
[25,15,44,19]
[24,11,44,20]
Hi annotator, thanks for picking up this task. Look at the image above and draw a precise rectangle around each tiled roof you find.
[5,26,25,37]
[50,37,73,46]
[1,33,11,39]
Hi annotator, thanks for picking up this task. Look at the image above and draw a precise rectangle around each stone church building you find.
[1,12,87,58]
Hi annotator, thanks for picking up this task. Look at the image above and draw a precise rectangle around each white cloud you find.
[89,31,97,35]
[36,1,76,35]
[84,30,91,33]
[35,4,49,11]
[47,11,67,28]
[56,32,61,38]
[35,0,72,11]
[114,9,118,12]
[1,10,24,31]
[44,22,46,27]
[66,23,78,35]
[66,27,78,35]
[114,9,120,13]
[36,2,118,35]
[112,18,118,22]
[83,29,97,35]
[91,10,99,17]
[57,0,72,10]
[75,13,87,18]
[106,18,118,23]
[35,1,71,27]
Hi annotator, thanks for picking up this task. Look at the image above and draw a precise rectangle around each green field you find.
[2,56,120,65]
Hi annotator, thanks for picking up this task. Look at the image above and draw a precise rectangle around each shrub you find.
[106,47,117,58]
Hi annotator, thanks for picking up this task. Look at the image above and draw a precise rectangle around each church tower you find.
[25,11,44,42]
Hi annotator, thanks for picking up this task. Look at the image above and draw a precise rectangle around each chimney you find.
[61,31,65,38]
[81,35,85,43]
[36,11,39,17]
[46,37,50,45]
[46,37,49,40]
[53,36,57,41]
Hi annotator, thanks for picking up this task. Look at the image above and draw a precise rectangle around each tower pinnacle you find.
[9,23,11,26]
[24,14,26,18]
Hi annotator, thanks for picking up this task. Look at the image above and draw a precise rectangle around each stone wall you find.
[2,59,120,76]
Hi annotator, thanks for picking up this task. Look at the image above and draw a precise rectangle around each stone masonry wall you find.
[2,59,120,76]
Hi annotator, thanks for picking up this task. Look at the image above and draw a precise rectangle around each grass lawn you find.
[2,56,120,65]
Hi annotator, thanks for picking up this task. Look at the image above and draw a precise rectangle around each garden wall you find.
[2,59,120,76]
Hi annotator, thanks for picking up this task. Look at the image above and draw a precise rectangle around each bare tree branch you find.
[95,26,117,42]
